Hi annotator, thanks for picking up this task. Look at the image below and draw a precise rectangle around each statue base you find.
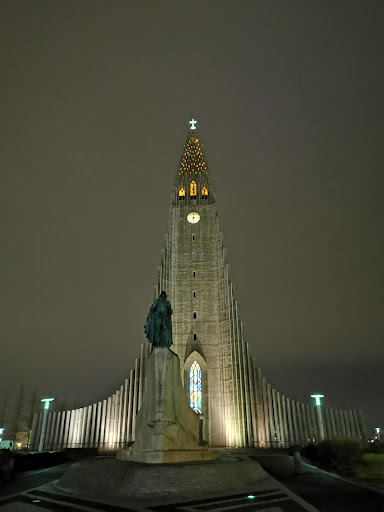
[117,347,219,464]
[117,448,219,464]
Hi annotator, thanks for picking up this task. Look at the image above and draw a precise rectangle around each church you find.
[30,121,365,450]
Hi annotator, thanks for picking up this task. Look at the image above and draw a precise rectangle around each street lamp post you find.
[38,398,54,452]
[311,394,325,442]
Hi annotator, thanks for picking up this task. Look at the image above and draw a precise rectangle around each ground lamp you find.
[38,398,54,452]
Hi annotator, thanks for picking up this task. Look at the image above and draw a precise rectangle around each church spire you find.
[174,120,215,205]
[177,119,210,178]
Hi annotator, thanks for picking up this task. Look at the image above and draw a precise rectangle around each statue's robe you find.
[144,297,173,348]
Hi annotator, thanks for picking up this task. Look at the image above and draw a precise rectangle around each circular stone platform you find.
[55,455,266,500]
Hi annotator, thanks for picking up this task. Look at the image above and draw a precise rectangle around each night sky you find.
[1,1,383,432]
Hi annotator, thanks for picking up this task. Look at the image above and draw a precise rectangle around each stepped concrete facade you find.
[30,122,366,451]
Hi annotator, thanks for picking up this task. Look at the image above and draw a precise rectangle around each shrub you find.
[302,438,362,474]
[365,441,384,454]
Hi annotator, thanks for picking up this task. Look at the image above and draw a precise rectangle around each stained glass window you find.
[179,187,185,199]
[202,186,208,197]
[190,181,197,196]
[190,361,202,414]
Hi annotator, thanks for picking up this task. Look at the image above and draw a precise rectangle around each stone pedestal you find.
[117,347,219,463]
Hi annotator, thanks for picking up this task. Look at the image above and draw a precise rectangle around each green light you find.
[247,495,255,499]
[311,394,324,406]
[41,398,54,410]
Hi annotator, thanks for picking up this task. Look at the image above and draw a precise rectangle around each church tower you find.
[30,121,365,452]
[154,120,252,447]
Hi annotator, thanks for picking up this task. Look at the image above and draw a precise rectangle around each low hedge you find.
[302,438,362,474]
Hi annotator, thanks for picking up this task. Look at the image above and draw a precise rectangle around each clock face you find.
[187,212,200,224]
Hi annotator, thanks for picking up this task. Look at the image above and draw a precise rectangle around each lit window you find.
[192,252,196,260]
[193,312,197,319]
[178,187,185,200]
[193,291,196,297]
[190,361,202,414]
[190,181,197,197]
[202,186,208,199]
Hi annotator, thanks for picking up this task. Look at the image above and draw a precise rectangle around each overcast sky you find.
[0,0,383,432]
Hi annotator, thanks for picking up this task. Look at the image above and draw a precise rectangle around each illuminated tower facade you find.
[154,120,252,446]
[30,121,366,451]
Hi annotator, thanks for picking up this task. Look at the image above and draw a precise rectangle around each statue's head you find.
[160,291,167,299]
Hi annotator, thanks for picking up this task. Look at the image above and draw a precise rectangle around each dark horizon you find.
[0,0,383,434]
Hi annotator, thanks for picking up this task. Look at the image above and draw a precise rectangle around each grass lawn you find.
[356,454,384,485]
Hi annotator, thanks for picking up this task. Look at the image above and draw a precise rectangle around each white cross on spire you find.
[189,119,197,130]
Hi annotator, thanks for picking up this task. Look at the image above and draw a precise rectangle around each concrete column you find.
[112,392,118,449]
[117,385,124,449]
[281,396,289,448]
[267,384,275,447]
[99,400,107,448]
[338,409,347,437]
[29,413,39,450]
[138,345,144,410]
[63,411,71,448]
[85,406,92,447]
[53,412,61,450]
[358,410,366,442]
[309,406,318,442]
[38,409,50,452]
[286,398,294,444]
[343,410,352,437]
[95,402,102,447]
[241,332,252,447]
[272,389,280,446]
[75,409,81,448]
[325,408,334,439]
[254,367,266,447]
[300,403,309,443]
[247,358,258,447]
[105,397,112,449]
[58,411,66,450]
[261,377,270,447]
[132,361,139,441]
[353,410,361,439]
[333,409,341,437]
[329,409,337,439]
[74,409,81,448]
[348,410,357,438]
[295,402,305,444]
[291,401,299,444]
[127,370,134,443]
[276,392,284,447]
[304,405,313,443]
[46,413,54,450]
[90,404,97,447]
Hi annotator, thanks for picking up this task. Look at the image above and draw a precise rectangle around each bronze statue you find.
[144,291,173,348]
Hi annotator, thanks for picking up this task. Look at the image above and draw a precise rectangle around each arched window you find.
[202,186,208,198]
[190,361,202,414]
[190,181,197,197]
[178,187,185,200]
